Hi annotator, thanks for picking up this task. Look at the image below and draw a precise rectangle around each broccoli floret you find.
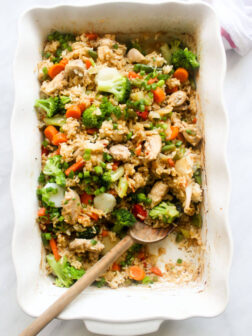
[44,115,66,127]
[149,202,180,224]
[82,105,102,128]
[102,166,124,183]
[171,48,199,72]
[100,97,122,119]
[81,97,122,128]
[58,96,71,110]
[96,67,131,103]
[112,208,136,234]
[43,155,66,187]
[47,254,85,288]
[35,97,58,118]
[160,40,181,64]
[35,96,71,117]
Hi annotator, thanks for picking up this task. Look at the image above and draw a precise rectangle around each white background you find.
[0,1,251,335]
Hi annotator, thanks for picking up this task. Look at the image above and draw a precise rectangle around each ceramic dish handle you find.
[84,319,164,336]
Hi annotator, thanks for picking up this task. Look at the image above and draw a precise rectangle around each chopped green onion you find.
[83,149,91,161]
[94,166,103,175]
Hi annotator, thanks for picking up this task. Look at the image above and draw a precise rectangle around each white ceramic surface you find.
[10,1,232,335]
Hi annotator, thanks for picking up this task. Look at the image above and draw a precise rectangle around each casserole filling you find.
[35,32,202,288]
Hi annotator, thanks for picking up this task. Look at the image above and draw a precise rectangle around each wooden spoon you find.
[20,222,172,336]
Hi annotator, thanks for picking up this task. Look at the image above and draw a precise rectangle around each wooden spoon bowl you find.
[20,222,172,336]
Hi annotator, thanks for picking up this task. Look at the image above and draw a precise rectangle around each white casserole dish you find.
[11,1,232,335]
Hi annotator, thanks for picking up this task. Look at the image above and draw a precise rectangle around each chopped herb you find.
[78,172,83,179]
[177,258,183,264]
[41,232,52,245]
[113,123,118,130]
[68,170,74,179]
[94,277,106,288]
[91,239,97,245]
[42,139,49,147]
[176,232,184,243]
[103,152,113,162]
[193,168,202,185]
[38,172,46,184]
[113,43,119,49]
[192,214,202,228]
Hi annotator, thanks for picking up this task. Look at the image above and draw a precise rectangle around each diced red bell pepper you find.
[136,110,149,120]
[132,204,148,221]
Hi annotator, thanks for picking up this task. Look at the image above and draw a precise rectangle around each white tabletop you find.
[1,1,251,335]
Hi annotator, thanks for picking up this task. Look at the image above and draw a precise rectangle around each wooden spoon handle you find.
[19,235,134,336]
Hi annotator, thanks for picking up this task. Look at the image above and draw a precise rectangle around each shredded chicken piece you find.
[168,90,187,107]
[182,126,202,146]
[69,238,104,253]
[109,144,131,162]
[148,181,169,208]
[41,71,67,95]
[127,48,145,63]
[144,134,162,161]
[65,59,86,76]
[62,189,82,224]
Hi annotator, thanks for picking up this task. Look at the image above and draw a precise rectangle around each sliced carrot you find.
[80,192,93,205]
[129,266,146,281]
[49,238,60,261]
[112,161,119,171]
[128,71,142,79]
[52,132,67,146]
[44,125,58,142]
[192,117,197,124]
[37,207,46,217]
[66,105,82,119]
[173,67,189,83]
[135,143,142,156]
[101,230,109,237]
[89,212,99,221]
[167,158,175,167]
[147,77,158,84]
[48,64,65,79]
[86,128,98,135]
[85,59,92,69]
[65,159,85,176]
[112,262,121,272]
[150,266,163,277]
[167,126,179,140]
[152,87,166,104]
[86,33,98,40]
[166,86,178,94]
[59,58,69,67]
[78,103,86,112]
